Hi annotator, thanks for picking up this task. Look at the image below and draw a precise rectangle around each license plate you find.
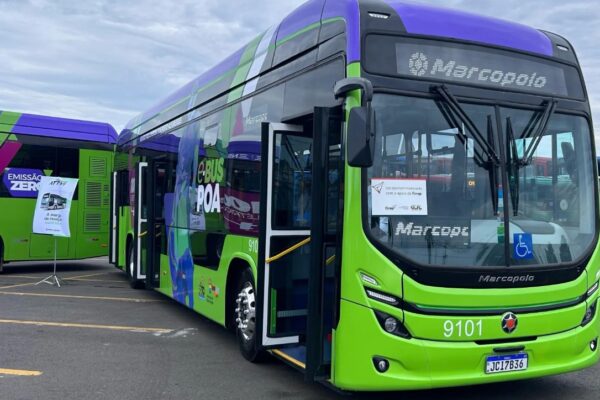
[485,353,528,374]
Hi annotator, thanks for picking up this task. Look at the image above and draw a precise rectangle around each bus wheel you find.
[126,245,144,290]
[0,243,4,273]
[235,268,265,362]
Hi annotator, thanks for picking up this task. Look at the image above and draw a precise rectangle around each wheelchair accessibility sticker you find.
[513,233,533,260]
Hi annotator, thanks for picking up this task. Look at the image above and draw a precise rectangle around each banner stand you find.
[32,176,78,288]
[35,237,63,287]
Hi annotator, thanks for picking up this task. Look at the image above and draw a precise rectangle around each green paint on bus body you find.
[112,17,600,394]
[0,111,21,129]
[0,148,113,262]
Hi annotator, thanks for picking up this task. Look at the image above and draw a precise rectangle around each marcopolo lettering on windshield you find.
[395,221,469,238]
[391,218,471,248]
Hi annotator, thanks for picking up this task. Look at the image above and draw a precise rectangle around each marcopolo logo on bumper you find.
[479,275,535,284]
[408,52,548,90]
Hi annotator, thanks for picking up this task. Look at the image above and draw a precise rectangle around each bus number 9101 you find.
[443,320,483,338]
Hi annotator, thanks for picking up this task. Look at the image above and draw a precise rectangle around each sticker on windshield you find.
[371,178,428,216]
[513,233,533,260]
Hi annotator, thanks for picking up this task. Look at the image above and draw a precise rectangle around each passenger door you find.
[257,123,309,348]
[257,108,343,381]
[132,162,148,284]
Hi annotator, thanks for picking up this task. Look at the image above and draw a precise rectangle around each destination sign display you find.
[365,35,584,99]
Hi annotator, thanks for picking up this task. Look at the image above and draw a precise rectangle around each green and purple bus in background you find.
[111,0,599,391]
[0,111,116,271]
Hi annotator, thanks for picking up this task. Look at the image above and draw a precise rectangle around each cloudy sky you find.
[0,0,598,139]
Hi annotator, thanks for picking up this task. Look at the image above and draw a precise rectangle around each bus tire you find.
[0,241,4,273]
[234,268,265,363]
[126,244,144,290]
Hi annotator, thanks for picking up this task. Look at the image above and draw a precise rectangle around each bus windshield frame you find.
[363,92,597,278]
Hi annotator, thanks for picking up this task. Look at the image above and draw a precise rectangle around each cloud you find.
[0,0,304,132]
[418,0,600,143]
[0,0,598,146]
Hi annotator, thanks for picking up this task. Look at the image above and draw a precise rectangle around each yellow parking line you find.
[0,275,41,280]
[0,368,43,377]
[66,278,126,283]
[0,291,161,303]
[0,272,111,290]
[0,282,41,290]
[0,319,173,334]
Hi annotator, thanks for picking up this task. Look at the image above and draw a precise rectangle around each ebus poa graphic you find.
[40,193,67,210]
[111,0,600,392]
[0,110,115,269]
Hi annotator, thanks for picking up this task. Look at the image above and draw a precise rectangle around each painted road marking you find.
[0,275,43,280]
[0,291,161,303]
[65,278,127,283]
[0,319,173,334]
[0,272,112,290]
[0,275,127,284]
[0,368,43,377]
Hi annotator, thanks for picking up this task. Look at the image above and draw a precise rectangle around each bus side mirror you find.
[333,77,376,168]
[347,106,376,168]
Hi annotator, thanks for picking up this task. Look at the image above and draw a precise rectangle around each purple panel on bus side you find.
[164,193,174,228]
[2,168,43,198]
[386,1,553,56]
[276,0,326,41]
[322,0,361,62]
[13,113,117,144]
[139,134,180,154]
[228,140,261,161]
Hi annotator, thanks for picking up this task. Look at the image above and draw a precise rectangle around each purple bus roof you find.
[1,111,117,144]
[385,1,552,56]
[122,0,555,142]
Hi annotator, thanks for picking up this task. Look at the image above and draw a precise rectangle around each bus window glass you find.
[272,134,312,229]
[502,110,595,266]
[368,95,503,268]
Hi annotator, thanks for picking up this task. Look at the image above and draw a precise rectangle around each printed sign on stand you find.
[32,176,79,237]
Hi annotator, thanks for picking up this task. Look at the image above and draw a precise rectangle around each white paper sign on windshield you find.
[371,178,428,216]
[32,176,79,237]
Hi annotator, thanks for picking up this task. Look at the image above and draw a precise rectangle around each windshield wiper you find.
[433,85,501,215]
[487,115,499,215]
[433,85,501,166]
[506,117,520,216]
[519,99,557,166]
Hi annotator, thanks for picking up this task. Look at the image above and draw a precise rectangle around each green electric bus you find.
[0,111,116,271]
[111,0,599,391]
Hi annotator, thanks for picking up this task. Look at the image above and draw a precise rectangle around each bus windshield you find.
[367,94,596,268]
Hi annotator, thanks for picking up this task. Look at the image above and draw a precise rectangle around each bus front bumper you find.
[332,299,600,391]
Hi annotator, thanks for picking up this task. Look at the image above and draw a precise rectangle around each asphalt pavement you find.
[0,258,597,400]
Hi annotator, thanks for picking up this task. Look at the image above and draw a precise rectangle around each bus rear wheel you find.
[0,243,4,273]
[126,244,144,290]
[234,268,265,362]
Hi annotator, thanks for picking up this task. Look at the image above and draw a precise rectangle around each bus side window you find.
[272,133,313,229]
